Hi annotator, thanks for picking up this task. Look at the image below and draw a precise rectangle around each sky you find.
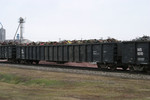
[0,0,150,42]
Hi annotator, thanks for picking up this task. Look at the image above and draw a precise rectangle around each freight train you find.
[0,41,150,72]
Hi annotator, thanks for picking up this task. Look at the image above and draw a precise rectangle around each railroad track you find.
[0,61,150,80]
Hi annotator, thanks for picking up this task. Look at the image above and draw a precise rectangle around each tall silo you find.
[0,23,6,42]
[0,28,6,42]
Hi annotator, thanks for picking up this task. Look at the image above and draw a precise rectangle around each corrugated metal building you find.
[0,28,6,42]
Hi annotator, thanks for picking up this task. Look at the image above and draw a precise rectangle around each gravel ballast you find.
[0,63,150,80]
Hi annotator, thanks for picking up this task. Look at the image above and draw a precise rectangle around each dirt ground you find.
[0,65,150,100]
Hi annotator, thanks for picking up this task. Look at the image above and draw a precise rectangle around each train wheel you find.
[35,61,39,64]
[104,65,109,69]
[98,65,102,69]
[97,62,101,69]
[143,66,150,73]
[30,61,33,64]
[110,65,117,71]
[122,66,128,71]
[24,61,28,64]
[144,69,150,74]
[27,61,33,64]
[129,65,134,71]
[16,60,20,64]
[26,61,30,64]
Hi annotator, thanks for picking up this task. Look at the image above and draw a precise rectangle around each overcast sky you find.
[0,0,150,41]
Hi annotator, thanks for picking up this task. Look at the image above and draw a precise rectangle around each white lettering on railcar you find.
[137,58,145,61]
[137,52,144,56]
[137,48,142,51]
[93,51,99,55]
[21,49,24,54]
[103,51,107,53]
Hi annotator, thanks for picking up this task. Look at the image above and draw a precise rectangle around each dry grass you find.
[0,65,150,100]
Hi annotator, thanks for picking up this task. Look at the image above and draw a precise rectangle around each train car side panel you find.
[0,46,1,58]
[92,44,102,62]
[64,45,68,62]
[74,45,79,62]
[16,46,21,59]
[4,46,8,58]
[29,46,33,60]
[103,43,116,63]
[122,42,135,64]
[86,45,92,62]
[45,46,49,60]
[69,45,74,62]
[25,46,29,60]
[48,46,53,61]
[36,46,40,60]
[32,46,36,60]
[54,46,58,61]
[80,45,86,62]
[136,42,150,65]
[21,46,25,59]
[40,46,45,60]
[58,46,63,61]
